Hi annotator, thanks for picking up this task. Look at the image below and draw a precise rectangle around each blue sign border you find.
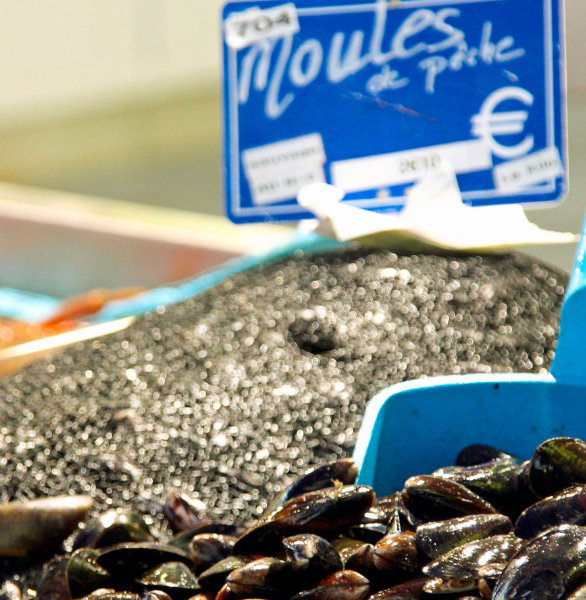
[222,0,567,224]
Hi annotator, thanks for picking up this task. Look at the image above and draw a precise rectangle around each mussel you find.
[0,495,92,557]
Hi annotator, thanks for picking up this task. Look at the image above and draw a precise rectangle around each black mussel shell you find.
[331,537,369,566]
[263,459,359,516]
[423,534,524,580]
[515,485,586,540]
[73,509,153,551]
[367,577,430,600]
[283,534,343,579]
[183,594,215,600]
[142,593,173,600]
[348,523,389,544]
[416,514,513,559]
[517,460,540,512]
[372,532,418,574]
[226,557,294,599]
[456,445,520,467]
[530,438,586,498]
[493,525,586,600]
[68,548,115,599]
[344,544,375,579]
[360,507,392,525]
[234,485,375,555]
[432,460,521,517]
[198,556,254,592]
[168,525,245,555]
[402,477,497,522]
[188,534,236,574]
[0,582,21,600]
[96,543,192,582]
[290,570,370,600]
[137,562,201,600]
[37,557,71,600]
[164,491,211,534]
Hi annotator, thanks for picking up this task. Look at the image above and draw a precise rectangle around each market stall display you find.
[0,248,566,532]
[5,438,586,600]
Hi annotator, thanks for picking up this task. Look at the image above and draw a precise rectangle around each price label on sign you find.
[221,0,567,224]
[225,3,300,49]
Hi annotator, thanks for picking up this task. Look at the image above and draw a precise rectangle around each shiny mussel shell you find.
[348,523,389,544]
[188,534,236,574]
[432,459,521,517]
[530,438,586,498]
[143,593,174,600]
[169,524,246,555]
[517,460,540,511]
[0,495,93,557]
[493,525,586,600]
[68,548,115,599]
[456,445,520,467]
[291,571,370,600]
[283,534,343,579]
[96,543,192,582]
[402,476,497,522]
[234,485,375,554]
[332,537,370,566]
[198,556,255,592]
[515,485,586,540]
[416,514,513,559]
[73,508,152,551]
[263,459,359,516]
[422,534,524,580]
[366,577,429,600]
[344,543,375,579]
[372,532,418,576]
[138,562,201,600]
[226,557,293,599]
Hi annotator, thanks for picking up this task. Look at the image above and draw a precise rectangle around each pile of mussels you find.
[5,437,586,600]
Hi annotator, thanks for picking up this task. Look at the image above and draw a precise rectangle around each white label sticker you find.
[243,134,327,205]
[248,162,326,205]
[493,147,564,191]
[242,133,325,176]
[330,139,492,193]
[225,3,300,50]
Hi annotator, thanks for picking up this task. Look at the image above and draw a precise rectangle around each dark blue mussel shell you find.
[493,525,586,600]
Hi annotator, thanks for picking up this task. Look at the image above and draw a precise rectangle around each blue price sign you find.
[222,0,567,224]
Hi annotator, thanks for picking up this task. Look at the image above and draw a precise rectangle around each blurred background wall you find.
[0,0,581,270]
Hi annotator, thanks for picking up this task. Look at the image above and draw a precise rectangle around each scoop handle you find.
[550,218,586,384]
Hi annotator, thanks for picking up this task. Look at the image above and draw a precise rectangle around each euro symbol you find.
[471,87,534,160]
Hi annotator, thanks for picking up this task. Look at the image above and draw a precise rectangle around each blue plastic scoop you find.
[353,216,586,496]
